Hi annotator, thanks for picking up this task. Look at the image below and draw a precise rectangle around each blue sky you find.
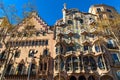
[0,0,120,25]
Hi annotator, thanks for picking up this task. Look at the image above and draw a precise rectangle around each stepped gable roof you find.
[14,11,49,31]
[0,17,11,27]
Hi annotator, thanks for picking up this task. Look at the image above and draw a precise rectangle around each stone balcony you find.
[81,39,90,45]
[80,29,88,35]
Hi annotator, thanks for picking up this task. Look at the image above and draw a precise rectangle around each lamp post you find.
[27,49,38,80]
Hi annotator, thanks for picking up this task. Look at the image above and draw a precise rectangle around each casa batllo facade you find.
[0,4,120,80]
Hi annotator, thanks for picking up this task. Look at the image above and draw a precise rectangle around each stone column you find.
[102,54,107,70]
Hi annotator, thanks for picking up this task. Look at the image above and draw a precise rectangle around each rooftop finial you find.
[63,3,67,9]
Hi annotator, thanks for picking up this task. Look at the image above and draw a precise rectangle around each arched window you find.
[55,57,64,71]
[88,75,95,80]
[83,46,88,51]
[79,19,84,24]
[73,57,78,71]
[66,57,72,71]
[95,44,101,52]
[79,56,83,70]
[107,39,115,49]
[83,56,89,65]
[43,49,49,56]
[56,44,63,54]
[68,20,73,25]
[66,56,78,71]
[89,56,97,70]
[5,64,14,75]
[70,76,77,80]
[78,75,86,80]
[14,50,20,58]
[17,64,25,75]
[98,56,105,70]
[30,64,36,75]
[0,51,6,59]
[83,56,89,71]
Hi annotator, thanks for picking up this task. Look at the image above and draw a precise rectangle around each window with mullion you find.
[84,45,88,51]
[98,56,105,70]
[5,64,13,75]
[73,57,78,71]
[30,64,36,75]
[66,57,72,71]
[95,44,100,52]
[17,64,24,75]
[89,56,97,70]
[111,53,120,63]
[107,39,115,49]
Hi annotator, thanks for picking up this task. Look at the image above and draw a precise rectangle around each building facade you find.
[0,4,120,80]
[54,4,120,80]
[0,12,55,80]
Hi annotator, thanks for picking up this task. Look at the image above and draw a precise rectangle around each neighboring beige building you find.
[89,4,118,19]
[0,4,120,80]
[89,4,120,80]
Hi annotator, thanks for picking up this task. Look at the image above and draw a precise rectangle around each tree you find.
[0,0,37,80]
[96,14,120,49]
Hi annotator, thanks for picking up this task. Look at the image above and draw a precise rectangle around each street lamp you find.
[27,49,38,80]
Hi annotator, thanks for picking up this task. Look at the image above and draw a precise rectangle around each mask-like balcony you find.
[89,20,95,25]
[81,39,90,45]
[90,28,98,34]
[80,29,88,35]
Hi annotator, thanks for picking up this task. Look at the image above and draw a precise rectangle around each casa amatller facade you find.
[0,4,120,80]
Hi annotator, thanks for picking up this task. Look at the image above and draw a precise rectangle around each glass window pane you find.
[112,53,120,63]
[116,71,120,80]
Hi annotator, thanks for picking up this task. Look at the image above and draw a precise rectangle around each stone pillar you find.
[102,54,107,70]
